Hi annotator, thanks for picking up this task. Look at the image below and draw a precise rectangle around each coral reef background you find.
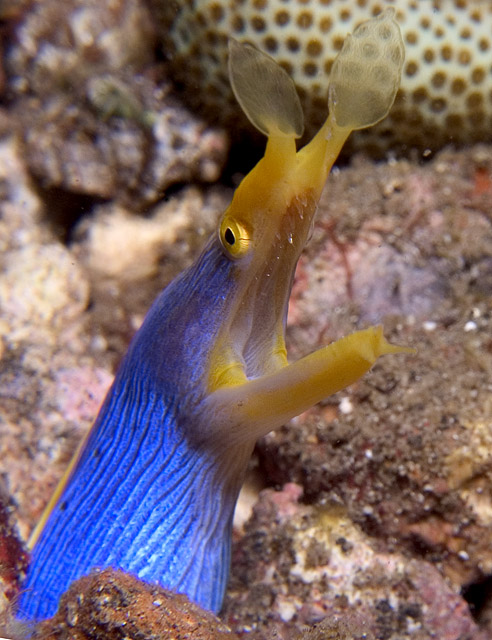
[0,1,492,638]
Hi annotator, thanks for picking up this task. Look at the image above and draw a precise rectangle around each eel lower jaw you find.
[204,326,415,448]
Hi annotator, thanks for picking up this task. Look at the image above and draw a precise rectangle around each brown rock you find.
[224,485,488,640]
[5,0,227,208]
[0,482,28,620]
[31,569,239,640]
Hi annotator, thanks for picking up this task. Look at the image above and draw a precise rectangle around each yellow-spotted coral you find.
[156,0,492,152]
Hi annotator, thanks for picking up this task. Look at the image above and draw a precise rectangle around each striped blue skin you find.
[17,237,252,620]
[17,24,408,621]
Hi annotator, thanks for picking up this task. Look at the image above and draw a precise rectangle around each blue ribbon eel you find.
[18,9,412,621]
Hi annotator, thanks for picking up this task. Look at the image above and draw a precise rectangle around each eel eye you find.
[219,218,251,258]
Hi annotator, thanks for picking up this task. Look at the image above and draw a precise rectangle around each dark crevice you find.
[462,574,492,622]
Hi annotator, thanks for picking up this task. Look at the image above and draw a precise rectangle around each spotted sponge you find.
[155,0,492,153]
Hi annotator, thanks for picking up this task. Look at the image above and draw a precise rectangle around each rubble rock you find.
[5,0,227,208]
[31,569,240,640]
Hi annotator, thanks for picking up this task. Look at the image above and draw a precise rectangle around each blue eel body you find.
[19,240,243,619]
[17,16,408,621]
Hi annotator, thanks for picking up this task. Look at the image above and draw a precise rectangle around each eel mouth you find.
[224,190,318,382]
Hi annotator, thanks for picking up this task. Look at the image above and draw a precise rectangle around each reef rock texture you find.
[0,129,113,543]
[30,569,240,640]
[4,0,227,208]
[223,484,488,640]
[0,483,28,623]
